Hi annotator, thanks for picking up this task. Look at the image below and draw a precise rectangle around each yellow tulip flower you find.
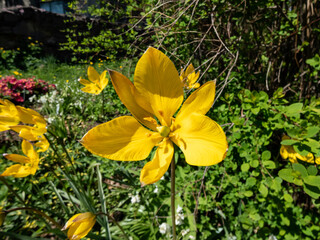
[62,212,96,240]
[81,47,228,186]
[280,135,317,164]
[0,99,20,132]
[180,63,200,90]
[0,100,49,152]
[79,66,108,94]
[1,140,39,178]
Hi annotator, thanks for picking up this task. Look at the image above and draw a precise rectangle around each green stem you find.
[0,177,26,205]
[5,207,62,229]
[101,90,105,117]
[171,157,176,240]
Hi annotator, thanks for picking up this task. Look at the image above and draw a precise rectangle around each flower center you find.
[156,126,170,137]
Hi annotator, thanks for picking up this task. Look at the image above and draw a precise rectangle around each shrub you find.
[0,75,56,104]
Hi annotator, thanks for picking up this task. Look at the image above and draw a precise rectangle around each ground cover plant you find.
[1,1,320,240]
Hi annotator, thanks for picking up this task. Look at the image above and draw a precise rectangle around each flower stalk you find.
[171,157,176,240]
[5,207,62,229]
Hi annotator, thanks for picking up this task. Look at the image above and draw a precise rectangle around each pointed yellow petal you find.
[78,77,91,86]
[99,70,109,89]
[171,113,228,166]
[88,66,100,84]
[185,63,195,76]
[72,212,96,223]
[189,82,200,89]
[134,47,183,126]
[10,126,42,141]
[16,106,42,125]
[187,71,200,86]
[81,84,101,94]
[0,100,20,131]
[0,164,32,178]
[22,140,38,160]
[62,213,82,231]
[67,218,96,240]
[3,154,30,163]
[140,139,174,186]
[81,116,162,160]
[176,81,216,121]
[35,136,50,152]
[109,70,157,130]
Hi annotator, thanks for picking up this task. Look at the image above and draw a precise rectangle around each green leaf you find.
[241,163,250,172]
[278,169,294,183]
[251,107,260,115]
[292,163,308,178]
[263,160,276,169]
[261,150,271,160]
[244,191,253,197]
[281,139,298,145]
[305,126,320,138]
[283,193,293,202]
[246,177,257,187]
[285,103,303,115]
[250,160,259,168]
[304,184,320,199]
[259,183,268,197]
[307,165,318,176]
[303,176,320,187]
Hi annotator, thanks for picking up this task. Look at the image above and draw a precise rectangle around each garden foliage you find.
[1,0,320,240]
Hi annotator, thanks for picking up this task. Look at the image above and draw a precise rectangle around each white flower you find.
[175,212,185,225]
[28,95,36,102]
[153,185,158,193]
[159,223,170,235]
[189,236,195,239]
[47,116,55,124]
[181,229,190,236]
[175,205,184,225]
[268,235,277,240]
[130,194,140,204]
[176,205,183,214]
[227,235,237,240]
[38,95,47,104]
[216,227,223,233]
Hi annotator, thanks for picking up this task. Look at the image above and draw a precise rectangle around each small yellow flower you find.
[280,135,317,164]
[66,80,69,83]
[0,75,2,78]
[17,48,20,51]
[28,36,32,40]
[90,62,93,65]
[0,100,49,152]
[120,66,123,69]
[62,212,96,240]
[79,66,109,95]
[13,71,20,76]
[180,63,200,90]
[0,140,39,178]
